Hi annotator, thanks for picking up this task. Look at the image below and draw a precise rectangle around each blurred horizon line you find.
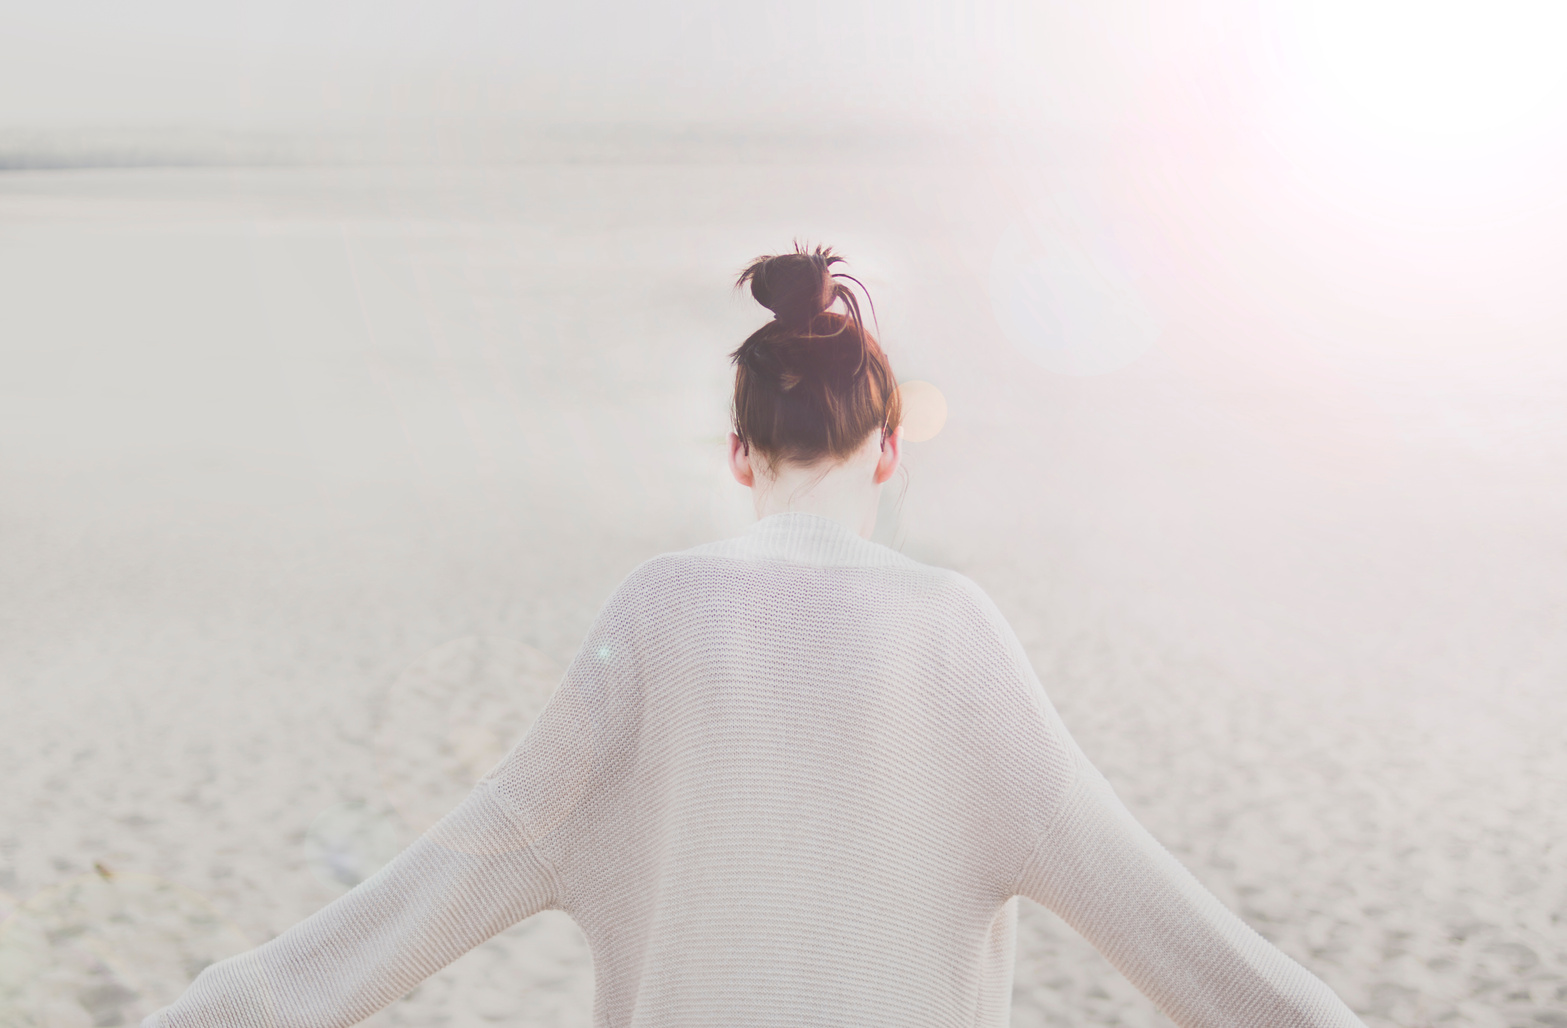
[0,120,1032,172]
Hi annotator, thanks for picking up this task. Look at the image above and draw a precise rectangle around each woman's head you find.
[730,244,902,469]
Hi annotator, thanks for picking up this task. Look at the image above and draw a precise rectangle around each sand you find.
[1,156,1564,1028]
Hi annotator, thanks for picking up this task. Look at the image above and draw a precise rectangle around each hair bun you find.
[742,246,842,327]
[730,242,899,464]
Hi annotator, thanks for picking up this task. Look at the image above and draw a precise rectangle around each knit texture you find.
[144,512,1364,1028]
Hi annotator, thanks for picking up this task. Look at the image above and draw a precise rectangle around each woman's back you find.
[513,513,1068,1027]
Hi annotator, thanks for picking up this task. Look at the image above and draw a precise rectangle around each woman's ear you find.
[728,432,755,488]
[873,425,903,485]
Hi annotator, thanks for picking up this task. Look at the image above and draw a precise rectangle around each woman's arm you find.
[1016,753,1365,1028]
[953,571,1361,1028]
[142,567,650,1028]
[141,782,554,1028]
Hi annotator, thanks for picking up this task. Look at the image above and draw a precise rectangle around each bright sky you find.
[3,0,1564,148]
[0,0,1016,126]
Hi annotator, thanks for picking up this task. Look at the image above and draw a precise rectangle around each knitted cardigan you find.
[145,512,1364,1028]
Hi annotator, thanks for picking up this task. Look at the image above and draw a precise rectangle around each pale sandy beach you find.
[2,153,1565,1028]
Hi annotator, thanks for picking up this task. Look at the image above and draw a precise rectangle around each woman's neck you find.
[750,449,884,540]
[730,427,902,541]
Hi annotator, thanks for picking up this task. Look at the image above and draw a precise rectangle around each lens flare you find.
[1267,0,1567,146]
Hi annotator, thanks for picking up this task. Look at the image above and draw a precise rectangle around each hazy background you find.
[2,2,1566,1027]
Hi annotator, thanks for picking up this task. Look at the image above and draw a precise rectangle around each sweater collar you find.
[735,512,904,568]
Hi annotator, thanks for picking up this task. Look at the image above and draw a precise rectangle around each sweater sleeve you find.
[1016,750,1366,1028]
[947,574,1365,1028]
[141,781,554,1028]
[140,570,649,1028]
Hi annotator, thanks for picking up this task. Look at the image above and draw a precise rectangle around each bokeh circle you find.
[897,381,949,443]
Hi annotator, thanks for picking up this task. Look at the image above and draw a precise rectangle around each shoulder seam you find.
[1010,753,1087,900]
[479,777,565,909]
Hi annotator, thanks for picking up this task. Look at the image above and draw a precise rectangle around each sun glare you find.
[1269,0,1567,147]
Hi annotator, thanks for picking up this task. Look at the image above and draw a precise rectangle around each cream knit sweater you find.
[146,513,1364,1028]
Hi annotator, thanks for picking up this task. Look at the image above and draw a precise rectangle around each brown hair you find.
[730,243,901,466]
